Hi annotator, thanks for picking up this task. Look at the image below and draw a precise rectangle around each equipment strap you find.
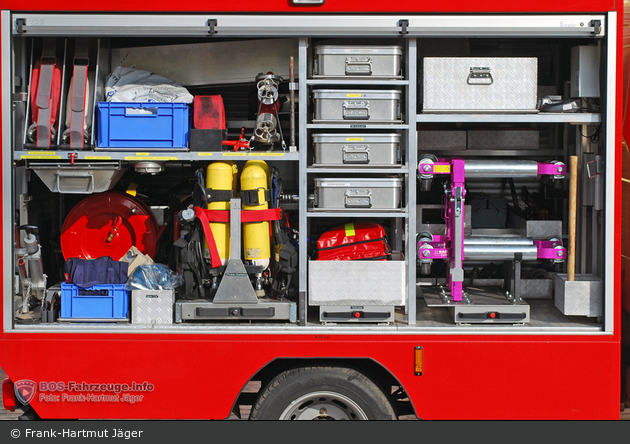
[36,38,57,148]
[70,38,89,149]
[193,206,223,269]
[195,207,281,223]
[192,206,282,269]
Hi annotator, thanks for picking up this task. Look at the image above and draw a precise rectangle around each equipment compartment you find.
[6,14,614,335]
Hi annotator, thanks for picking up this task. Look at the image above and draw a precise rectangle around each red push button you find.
[353,311,362,318]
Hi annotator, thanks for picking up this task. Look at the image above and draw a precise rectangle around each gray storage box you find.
[423,57,538,113]
[418,130,466,151]
[314,177,403,210]
[313,45,403,79]
[313,133,401,167]
[468,130,539,150]
[312,90,402,123]
[309,258,406,306]
[131,289,174,324]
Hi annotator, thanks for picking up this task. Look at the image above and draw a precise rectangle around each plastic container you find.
[60,283,130,320]
[97,102,190,148]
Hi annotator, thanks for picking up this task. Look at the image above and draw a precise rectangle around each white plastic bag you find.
[105,66,193,103]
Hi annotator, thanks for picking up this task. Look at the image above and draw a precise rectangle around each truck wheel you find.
[249,366,396,420]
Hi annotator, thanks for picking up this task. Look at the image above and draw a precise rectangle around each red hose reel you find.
[61,191,159,260]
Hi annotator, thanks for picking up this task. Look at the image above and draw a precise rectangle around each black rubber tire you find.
[249,366,397,420]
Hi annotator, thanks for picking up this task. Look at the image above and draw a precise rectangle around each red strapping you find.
[192,206,281,269]
[195,207,281,223]
[241,208,282,223]
[193,206,223,269]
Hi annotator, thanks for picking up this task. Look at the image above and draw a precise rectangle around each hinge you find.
[590,20,601,35]
[16,18,26,34]
[398,19,409,36]
[208,19,217,35]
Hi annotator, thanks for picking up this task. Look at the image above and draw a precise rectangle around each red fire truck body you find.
[0,0,623,420]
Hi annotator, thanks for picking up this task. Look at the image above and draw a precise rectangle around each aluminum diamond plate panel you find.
[132,290,174,324]
[309,260,406,306]
[423,57,538,112]
[554,274,602,317]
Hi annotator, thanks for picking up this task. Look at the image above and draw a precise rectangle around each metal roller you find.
[464,242,538,261]
[464,159,540,178]
[465,236,534,246]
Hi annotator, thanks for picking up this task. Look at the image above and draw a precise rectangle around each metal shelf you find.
[15,150,301,162]
[307,79,408,86]
[307,167,408,173]
[416,113,601,124]
[308,123,409,130]
[307,209,408,218]
[418,150,564,157]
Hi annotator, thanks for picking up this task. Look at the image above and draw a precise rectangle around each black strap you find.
[241,188,272,206]
[205,188,233,203]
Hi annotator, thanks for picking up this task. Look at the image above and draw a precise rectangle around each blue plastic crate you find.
[97,102,190,148]
[60,283,129,320]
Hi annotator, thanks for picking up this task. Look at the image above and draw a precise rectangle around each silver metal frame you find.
[12,14,606,37]
[1,12,617,335]
[603,12,616,333]
[2,10,12,333]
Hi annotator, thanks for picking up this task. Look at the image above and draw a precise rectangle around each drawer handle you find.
[342,145,370,164]
[55,171,94,194]
[343,101,370,120]
[345,189,372,208]
[467,67,493,85]
[345,57,372,75]
[291,0,325,3]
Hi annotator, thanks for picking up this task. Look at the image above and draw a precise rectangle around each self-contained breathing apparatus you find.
[173,160,297,301]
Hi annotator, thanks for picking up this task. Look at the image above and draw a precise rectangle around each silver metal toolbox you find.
[468,130,539,150]
[422,57,538,113]
[312,90,402,123]
[313,177,403,210]
[131,289,174,325]
[417,130,466,151]
[312,133,401,167]
[308,257,406,306]
[313,45,403,79]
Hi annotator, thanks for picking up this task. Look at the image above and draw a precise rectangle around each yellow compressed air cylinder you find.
[205,161,238,266]
[241,160,271,270]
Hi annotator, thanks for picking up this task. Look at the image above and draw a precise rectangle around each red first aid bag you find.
[316,222,391,261]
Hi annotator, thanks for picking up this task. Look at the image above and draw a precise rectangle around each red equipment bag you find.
[316,221,391,261]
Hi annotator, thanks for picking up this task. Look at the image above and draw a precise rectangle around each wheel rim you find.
[278,391,369,420]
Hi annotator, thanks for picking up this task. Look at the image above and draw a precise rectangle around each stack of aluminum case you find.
[312,133,401,167]
[313,45,403,79]
[312,90,402,123]
[313,177,403,211]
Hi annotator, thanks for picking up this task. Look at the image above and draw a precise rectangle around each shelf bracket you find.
[590,20,601,35]
[207,19,218,35]
[398,19,409,36]
[15,18,26,34]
